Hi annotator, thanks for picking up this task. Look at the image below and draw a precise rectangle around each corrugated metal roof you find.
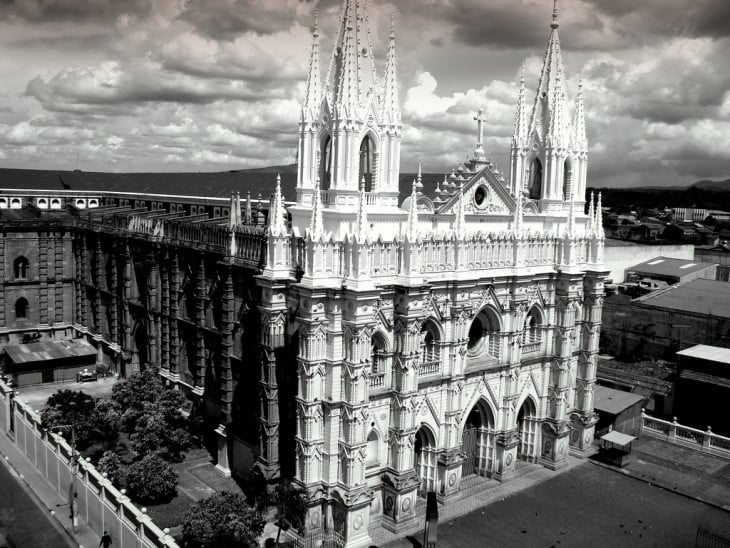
[677,344,730,364]
[594,385,646,415]
[637,278,730,318]
[4,339,96,365]
[600,430,636,446]
[627,256,716,279]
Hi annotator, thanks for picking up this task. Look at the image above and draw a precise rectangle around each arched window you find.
[414,425,437,494]
[14,256,29,280]
[517,398,540,463]
[369,333,388,390]
[321,135,333,190]
[420,320,441,376]
[366,430,380,469]
[359,135,375,192]
[522,306,544,355]
[15,297,28,319]
[467,308,501,359]
[528,158,543,200]
[563,159,573,201]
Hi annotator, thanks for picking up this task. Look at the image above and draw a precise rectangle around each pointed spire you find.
[228,192,237,229]
[454,183,466,240]
[269,174,287,237]
[383,11,401,124]
[552,0,559,29]
[303,9,322,120]
[310,178,324,240]
[512,64,528,149]
[355,178,369,241]
[245,191,252,224]
[528,1,570,147]
[416,161,423,193]
[574,73,588,153]
[406,179,419,241]
[587,190,595,235]
[596,192,604,237]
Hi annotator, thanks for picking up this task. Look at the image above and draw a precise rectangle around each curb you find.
[0,439,80,548]
[588,458,730,515]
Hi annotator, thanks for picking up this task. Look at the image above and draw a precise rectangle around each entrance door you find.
[462,426,478,476]
[461,402,495,478]
[517,398,540,463]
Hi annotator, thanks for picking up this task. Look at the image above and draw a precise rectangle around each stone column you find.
[53,233,64,325]
[0,238,6,327]
[570,271,607,457]
[39,234,49,325]
[215,261,235,476]
[194,255,206,392]
[540,273,581,470]
[93,236,103,335]
[109,245,119,350]
[159,250,170,374]
[147,249,159,367]
[79,234,89,329]
[381,286,424,533]
[121,242,134,374]
[168,251,180,379]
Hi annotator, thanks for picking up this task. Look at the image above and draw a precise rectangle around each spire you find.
[587,190,595,235]
[573,73,588,153]
[474,107,487,160]
[528,1,570,147]
[302,9,322,120]
[310,178,324,239]
[245,191,252,224]
[566,178,576,237]
[382,12,401,124]
[514,169,527,235]
[355,178,369,241]
[416,161,423,194]
[228,192,237,229]
[406,179,419,241]
[512,65,528,149]
[454,183,466,239]
[269,174,287,237]
[330,0,378,117]
[596,192,604,237]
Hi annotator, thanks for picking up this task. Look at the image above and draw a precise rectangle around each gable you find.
[438,167,515,216]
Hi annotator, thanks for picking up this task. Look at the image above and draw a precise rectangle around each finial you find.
[520,62,526,85]
[390,12,395,40]
[360,176,366,192]
[551,0,559,29]
[313,8,319,37]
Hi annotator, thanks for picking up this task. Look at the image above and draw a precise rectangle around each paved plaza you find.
[382,462,729,548]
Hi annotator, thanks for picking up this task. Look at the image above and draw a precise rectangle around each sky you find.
[0,0,729,188]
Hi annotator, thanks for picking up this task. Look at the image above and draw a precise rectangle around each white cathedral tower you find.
[292,2,403,240]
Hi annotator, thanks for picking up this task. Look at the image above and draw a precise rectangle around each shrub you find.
[124,454,178,504]
[182,491,264,548]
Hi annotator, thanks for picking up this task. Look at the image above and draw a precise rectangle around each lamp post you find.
[53,400,79,534]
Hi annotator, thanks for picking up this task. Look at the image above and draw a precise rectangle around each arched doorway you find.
[15,297,28,319]
[359,135,375,192]
[522,306,544,356]
[517,398,540,463]
[369,332,388,390]
[321,135,333,190]
[414,425,437,494]
[461,399,496,478]
[528,158,543,200]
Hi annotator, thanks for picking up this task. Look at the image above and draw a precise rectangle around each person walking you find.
[99,530,112,548]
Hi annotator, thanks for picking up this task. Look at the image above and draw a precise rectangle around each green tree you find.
[89,399,121,448]
[97,450,124,486]
[41,390,96,448]
[111,368,165,432]
[128,388,192,461]
[182,491,264,548]
[124,454,178,504]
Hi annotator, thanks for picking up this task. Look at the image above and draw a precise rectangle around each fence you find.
[0,381,178,548]
[292,530,345,548]
[641,410,730,461]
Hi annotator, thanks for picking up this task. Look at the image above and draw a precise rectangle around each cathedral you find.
[0,1,606,547]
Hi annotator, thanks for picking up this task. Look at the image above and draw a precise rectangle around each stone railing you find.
[418,360,440,377]
[0,381,178,548]
[369,371,386,390]
[641,410,730,461]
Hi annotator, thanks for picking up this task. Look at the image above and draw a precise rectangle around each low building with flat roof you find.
[2,339,97,387]
[625,256,717,285]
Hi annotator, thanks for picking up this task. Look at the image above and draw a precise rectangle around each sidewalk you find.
[0,430,100,548]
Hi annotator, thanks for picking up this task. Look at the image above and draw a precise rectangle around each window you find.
[359,135,375,192]
[15,297,28,319]
[321,135,333,190]
[528,158,543,200]
[14,256,29,279]
[366,431,380,469]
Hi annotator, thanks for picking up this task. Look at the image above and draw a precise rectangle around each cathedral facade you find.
[0,2,606,547]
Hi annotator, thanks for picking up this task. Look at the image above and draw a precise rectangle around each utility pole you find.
[54,400,79,534]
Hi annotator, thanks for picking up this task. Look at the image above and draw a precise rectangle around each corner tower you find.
[295,1,402,231]
[509,1,587,214]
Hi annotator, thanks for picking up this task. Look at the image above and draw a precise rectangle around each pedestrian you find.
[100,530,112,548]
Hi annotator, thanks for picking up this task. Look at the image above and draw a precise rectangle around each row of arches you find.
[320,133,376,192]
[526,157,574,201]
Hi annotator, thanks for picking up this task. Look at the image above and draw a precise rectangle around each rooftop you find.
[676,344,730,364]
[637,278,730,318]
[4,339,96,366]
[593,385,646,415]
[627,256,716,279]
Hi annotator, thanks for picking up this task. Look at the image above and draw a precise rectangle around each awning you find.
[600,430,636,446]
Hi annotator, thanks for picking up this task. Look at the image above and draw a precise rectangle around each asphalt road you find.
[0,461,73,548]
[384,464,730,548]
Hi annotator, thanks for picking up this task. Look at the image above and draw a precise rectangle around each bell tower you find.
[294,1,403,238]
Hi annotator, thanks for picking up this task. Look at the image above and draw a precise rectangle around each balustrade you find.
[418,360,440,377]
[641,410,730,461]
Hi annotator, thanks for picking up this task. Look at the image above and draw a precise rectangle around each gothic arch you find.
[320,132,333,190]
[13,256,29,279]
[15,297,28,319]
[527,156,543,200]
[467,306,502,357]
[461,397,497,477]
[563,156,574,201]
[366,427,382,469]
[516,395,540,463]
[414,422,438,493]
[358,130,379,193]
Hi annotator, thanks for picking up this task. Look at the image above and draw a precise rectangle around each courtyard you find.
[382,462,729,548]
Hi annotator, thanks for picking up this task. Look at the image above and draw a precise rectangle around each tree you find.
[41,390,96,448]
[111,368,165,432]
[89,399,121,448]
[124,454,177,504]
[128,388,193,461]
[97,451,124,486]
[182,491,264,548]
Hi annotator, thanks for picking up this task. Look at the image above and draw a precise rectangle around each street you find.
[0,459,73,548]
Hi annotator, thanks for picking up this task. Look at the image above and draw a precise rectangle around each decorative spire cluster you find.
[573,74,587,153]
[512,65,527,150]
[406,179,419,241]
[302,9,322,121]
[269,174,287,237]
[382,12,401,124]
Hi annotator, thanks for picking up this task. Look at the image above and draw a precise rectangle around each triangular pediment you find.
[438,167,516,216]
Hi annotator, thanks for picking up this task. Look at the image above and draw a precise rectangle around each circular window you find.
[474,185,488,209]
